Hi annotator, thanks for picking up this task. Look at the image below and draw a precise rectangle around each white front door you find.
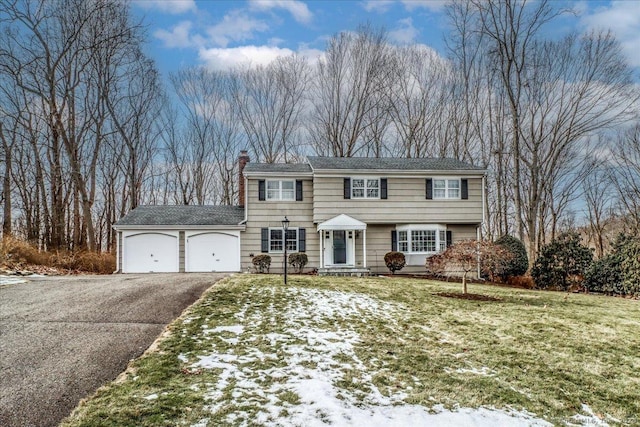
[323,230,355,266]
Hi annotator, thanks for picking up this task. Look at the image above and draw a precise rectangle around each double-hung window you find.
[433,179,460,199]
[352,178,379,199]
[269,228,298,253]
[398,231,409,252]
[267,180,295,201]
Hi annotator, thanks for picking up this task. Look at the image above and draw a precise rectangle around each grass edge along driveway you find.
[61,275,640,426]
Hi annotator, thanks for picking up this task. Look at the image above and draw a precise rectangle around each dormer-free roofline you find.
[306,156,487,174]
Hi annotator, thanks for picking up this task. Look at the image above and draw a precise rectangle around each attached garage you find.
[123,232,179,273]
[186,231,240,272]
[114,205,245,273]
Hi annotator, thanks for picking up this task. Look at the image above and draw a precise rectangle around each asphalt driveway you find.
[0,273,227,427]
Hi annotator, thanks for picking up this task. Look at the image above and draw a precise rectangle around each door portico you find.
[317,214,367,269]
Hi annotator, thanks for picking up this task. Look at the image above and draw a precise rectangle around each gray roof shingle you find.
[243,163,312,173]
[115,205,244,226]
[306,156,485,171]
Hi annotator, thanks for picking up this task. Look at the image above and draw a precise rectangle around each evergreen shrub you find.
[531,231,593,291]
[252,254,271,273]
[384,251,406,274]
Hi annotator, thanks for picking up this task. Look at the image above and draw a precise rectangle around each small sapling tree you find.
[384,251,406,274]
[426,240,512,294]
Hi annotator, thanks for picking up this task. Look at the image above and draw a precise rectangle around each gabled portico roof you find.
[317,214,367,231]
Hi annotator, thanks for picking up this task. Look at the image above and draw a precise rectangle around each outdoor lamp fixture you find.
[282,216,290,285]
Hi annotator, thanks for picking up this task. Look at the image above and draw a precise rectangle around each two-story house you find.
[113,152,486,274]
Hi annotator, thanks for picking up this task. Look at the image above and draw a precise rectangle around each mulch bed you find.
[434,292,501,301]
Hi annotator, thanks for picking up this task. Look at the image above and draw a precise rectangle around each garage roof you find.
[114,205,245,226]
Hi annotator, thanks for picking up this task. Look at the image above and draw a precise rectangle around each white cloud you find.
[199,45,295,70]
[154,21,194,48]
[205,10,269,48]
[363,0,448,13]
[133,0,196,14]
[389,17,419,44]
[297,45,325,65]
[249,0,313,24]
[361,0,396,13]
[581,1,640,67]
[400,0,448,12]
[199,44,325,70]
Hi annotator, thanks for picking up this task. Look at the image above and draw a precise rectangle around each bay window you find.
[395,225,447,254]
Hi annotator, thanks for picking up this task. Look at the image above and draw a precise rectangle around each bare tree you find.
[310,25,394,157]
[446,0,639,259]
[426,240,512,294]
[582,158,615,258]
[612,125,640,233]
[0,0,158,251]
[233,55,310,163]
[387,45,451,158]
[169,67,243,205]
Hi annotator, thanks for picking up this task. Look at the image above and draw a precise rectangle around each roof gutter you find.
[113,224,246,231]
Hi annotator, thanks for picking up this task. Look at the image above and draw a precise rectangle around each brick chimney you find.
[238,150,250,207]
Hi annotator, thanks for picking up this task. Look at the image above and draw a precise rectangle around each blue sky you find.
[131,0,640,78]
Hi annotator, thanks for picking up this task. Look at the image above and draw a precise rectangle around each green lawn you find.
[61,275,640,426]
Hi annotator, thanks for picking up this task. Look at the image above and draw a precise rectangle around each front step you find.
[318,267,371,277]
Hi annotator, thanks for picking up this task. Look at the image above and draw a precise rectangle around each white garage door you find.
[186,232,240,272]
[123,232,178,273]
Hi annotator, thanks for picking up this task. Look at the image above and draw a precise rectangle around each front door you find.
[333,230,347,264]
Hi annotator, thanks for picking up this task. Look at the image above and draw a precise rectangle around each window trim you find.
[432,177,461,200]
[350,177,380,199]
[395,224,447,254]
[268,227,298,253]
[266,179,296,201]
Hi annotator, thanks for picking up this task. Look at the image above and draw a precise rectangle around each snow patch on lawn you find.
[187,286,551,426]
[0,276,28,285]
[445,366,497,377]
[568,404,609,426]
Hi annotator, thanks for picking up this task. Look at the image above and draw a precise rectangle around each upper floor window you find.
[267,180,295,201]
[433,179,460,199]
[352,178,379,199]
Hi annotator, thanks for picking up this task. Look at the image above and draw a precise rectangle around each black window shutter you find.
[446,230,453,248]
[296,180,303,201]
[258,180,266,201]
[426,178,433,200]
[344,178,351,199]
[391,230,397,251]
[261,228,269,252]
[461,179,468,199]
[298,228,306,252]
[381,178,388,199]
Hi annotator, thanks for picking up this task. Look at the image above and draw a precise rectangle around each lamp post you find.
[282,216,289,285]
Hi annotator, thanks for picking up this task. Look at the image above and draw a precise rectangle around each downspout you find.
[481,174,486,238]
[477,226,481,279]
